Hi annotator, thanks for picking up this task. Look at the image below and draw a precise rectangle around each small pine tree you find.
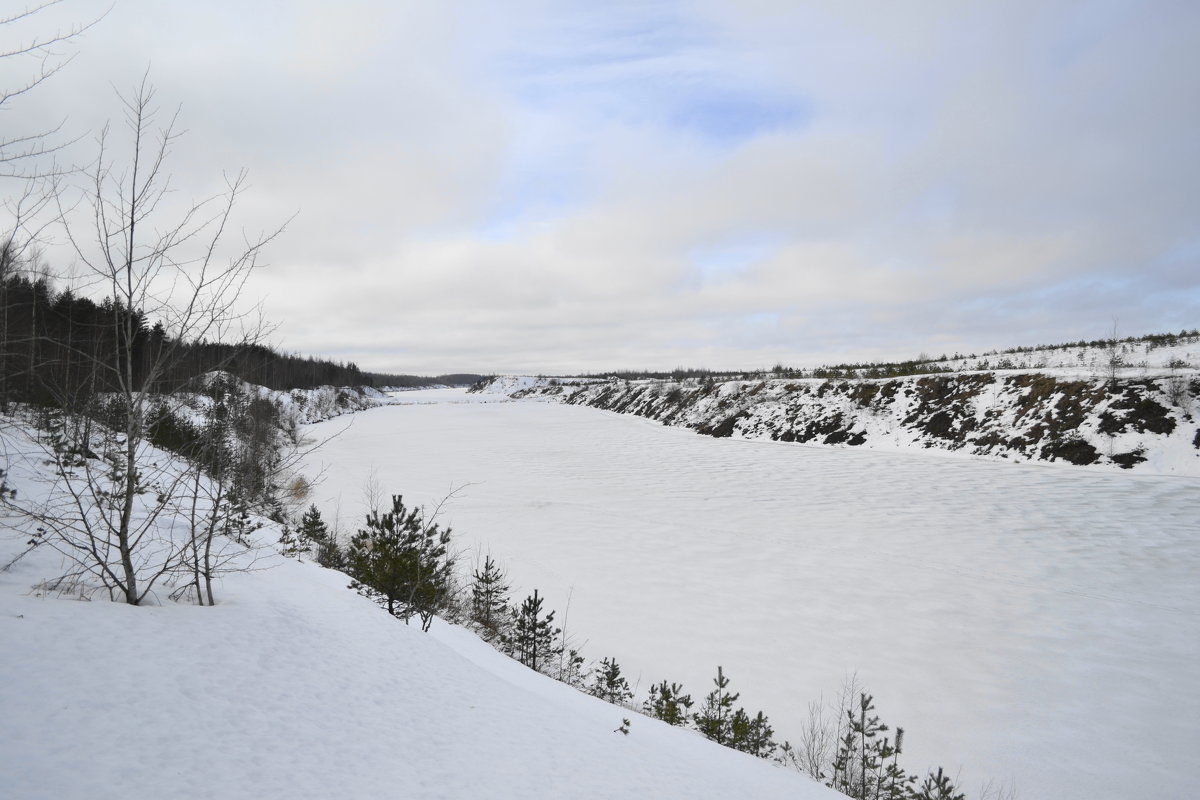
[503,589,562,673]
[643,680,694,726]
[469,555,511,640]
[224,493,261,546]
[730,709,777,759]
[296,505,343,569]
[315,536,344,570]
[831,692,899,800]
[296,504,329,554]
[345,494,454,631]
[278,523,301,557]
[878,727,916,800]
[587,657,633,706]
[917,767,965,800]
[693,666,739,745]
[557,648,586,688]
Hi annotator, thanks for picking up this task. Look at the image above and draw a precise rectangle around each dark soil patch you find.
[1108,384,1176,435]
[878,381,902,402]
[793,413,849,444]
[1111,449,1147,469]
[701,410,749,438]
[1097,410,1125,435]
[1040,435,1100,465]
[849,382,880,408]
[971,431,1007,451]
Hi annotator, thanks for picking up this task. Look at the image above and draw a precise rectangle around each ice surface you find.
[300,388,1200,800]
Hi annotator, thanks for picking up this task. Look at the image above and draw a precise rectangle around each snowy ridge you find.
[487,369,1200,476]
[905,332,1198,373]
[277,384,392,425]
[470,374,585,396]
[161,373,392,431]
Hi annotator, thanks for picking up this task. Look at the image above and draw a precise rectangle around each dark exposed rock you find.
[1041,435,1100,465]
[699,410,749,438]
[1111,449,1148,469]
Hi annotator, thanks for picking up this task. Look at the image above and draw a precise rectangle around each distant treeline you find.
[369,373,484,388]
[568,329,1200,383]
[800,329,1200,379]
[0,271,478,408]
[572,367,756,382]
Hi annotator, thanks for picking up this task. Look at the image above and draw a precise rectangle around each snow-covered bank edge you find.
[475,369,1200,476]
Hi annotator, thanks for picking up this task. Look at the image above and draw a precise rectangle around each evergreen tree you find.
[469,554,511,640]
[297,504,329,555]
[277,523,300,557]
[586,657,633,706]
[224,493,261,546]
[296,504,343,569]
[880,728,917,800]
[346,494,454,631]
[693,666,739,745]
[730,708,778,759]
[643,680,693,726]
[504,589,562,673]
[831,692,895,800]
[916,767,965,800]
[556,647,586,688]
[314,536,344,570]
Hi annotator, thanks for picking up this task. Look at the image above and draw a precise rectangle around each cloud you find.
[7,0,1199,374]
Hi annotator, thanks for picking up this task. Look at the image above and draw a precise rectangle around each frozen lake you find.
[298,388,1200,800]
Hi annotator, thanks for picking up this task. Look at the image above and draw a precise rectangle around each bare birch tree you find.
[24,76,285,605]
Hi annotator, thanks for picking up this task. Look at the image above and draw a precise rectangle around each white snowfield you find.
[910,335,1199,373]
[300,388,1200,800]
[0,415,839,800]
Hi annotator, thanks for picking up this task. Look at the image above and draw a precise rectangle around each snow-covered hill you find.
[0,412,837,800]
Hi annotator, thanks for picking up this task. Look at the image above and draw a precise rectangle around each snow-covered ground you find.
[915,333,1198,375]
[299,388,1200,800]
[0,412,838,799]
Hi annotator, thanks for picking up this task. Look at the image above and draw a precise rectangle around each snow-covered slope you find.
[0,413,836,800]
[160,374,393,437]
[485,369,1200,476]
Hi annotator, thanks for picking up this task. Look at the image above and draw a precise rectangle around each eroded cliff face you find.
[501,372,1200,474]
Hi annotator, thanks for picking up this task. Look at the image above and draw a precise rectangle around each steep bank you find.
[482,370,1200,475]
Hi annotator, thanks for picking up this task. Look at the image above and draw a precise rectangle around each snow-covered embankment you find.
[487,370,1200,475]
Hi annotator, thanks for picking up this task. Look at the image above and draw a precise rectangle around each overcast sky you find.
[7,0,1200,374]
